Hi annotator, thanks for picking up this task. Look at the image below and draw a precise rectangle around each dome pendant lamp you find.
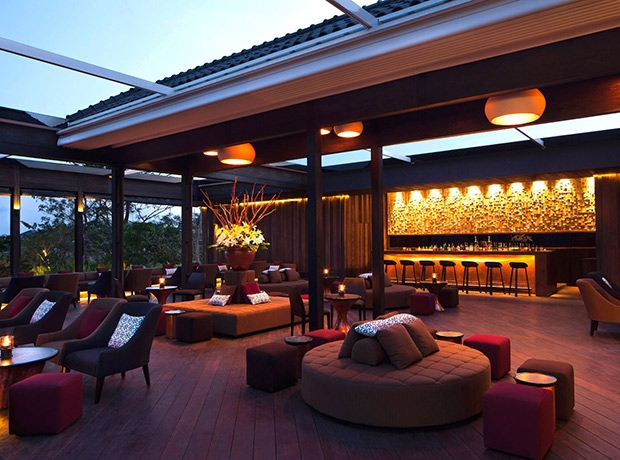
[334,121,364,138]
[485,88,546,126]
[217,143,256,165]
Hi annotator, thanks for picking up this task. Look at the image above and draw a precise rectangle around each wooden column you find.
[181,174,193,284]
[306,127,324,330]
[595,173,620,284]
[371,146,385,318]
[111,166,124,289]
[201,207,209,264]
[9,168,20,276]
[74,188,84,272]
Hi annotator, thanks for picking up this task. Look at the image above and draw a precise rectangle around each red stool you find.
[304,329,345,348]
[409,292,435,315]
[464,334,511,379]
[156,307,175,336]
[9,373,83,435]
[483,382,554,460]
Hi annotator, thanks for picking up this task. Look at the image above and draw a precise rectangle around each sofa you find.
[337,273,416,310]
[257,263,308,294]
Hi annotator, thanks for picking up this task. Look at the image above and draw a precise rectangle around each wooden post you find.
[74,188,84,272]
[201,207,209,264]
[306,126,324,330]
[111,166,124,290]
[595,173,620,284]
[181,174,193,284]
[371,146,385,318]
[10,167,20,276]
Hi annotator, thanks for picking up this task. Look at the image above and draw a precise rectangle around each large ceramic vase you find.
[224,246,256,271]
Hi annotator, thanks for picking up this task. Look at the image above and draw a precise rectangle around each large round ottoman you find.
[301,340,491,427]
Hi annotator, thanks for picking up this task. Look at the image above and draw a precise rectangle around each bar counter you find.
[385,250,557,296]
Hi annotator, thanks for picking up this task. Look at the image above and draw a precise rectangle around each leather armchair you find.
[576,278,620,336]
[587,272,620,302]
[62,302,162,403]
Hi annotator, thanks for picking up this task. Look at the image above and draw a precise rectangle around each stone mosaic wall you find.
[387,177,595,235]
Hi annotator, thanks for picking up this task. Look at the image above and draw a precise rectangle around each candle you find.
[159,277,166,288]
[323,268,329,275]
[338,284,346,296]
[432,273,437,283]
[0,335,13,359]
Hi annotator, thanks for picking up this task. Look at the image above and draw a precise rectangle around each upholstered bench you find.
[175,312,213,342]
[517,359,575,420]
[464,334,511,379]
[438,287,459,308]
[246,342,297,392]
[304,329,345,348]
[483,382,554,460]
[9,373,83,435]
[409,292,436,315]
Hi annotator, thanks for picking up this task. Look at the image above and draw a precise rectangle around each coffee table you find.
[146,285,178,305]
[325,293,361,333]
[0,347,58,409]
[418,281,448,311]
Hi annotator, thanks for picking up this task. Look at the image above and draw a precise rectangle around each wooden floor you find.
[1,286,620,460]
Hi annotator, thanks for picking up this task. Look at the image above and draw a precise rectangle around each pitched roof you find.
[66,0,444,123]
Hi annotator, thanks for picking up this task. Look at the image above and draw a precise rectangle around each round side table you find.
[515,372,558,421]
[324,294,361,333]
[284,335,313,378]
[435,331,464,344]
[164,310,186,339]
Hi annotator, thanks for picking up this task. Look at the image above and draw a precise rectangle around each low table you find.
[418,281,448,311]
[436,331,464,344]
[324,293,361,333]
[0,347,58,409]
[146,285,178,305]
[164,309,186,339]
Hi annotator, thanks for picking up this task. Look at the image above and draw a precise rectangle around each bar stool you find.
[439,260,458,287]
[484,261,505,295]
[419,260,436,282]
[509,262,531,297]
[400,260,417,286]
[461,261,481,293]
[384,260,398,283]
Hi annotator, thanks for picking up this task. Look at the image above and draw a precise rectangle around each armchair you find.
[0,291,72,345]
[196,264,218,294]
[87,271,115,302]
[587,272,620,302]
[343,277,367,321]
[0,287,48,321]
[0,275,46,304]
[123,269,153,302]
[62,302,162,403]
[576,278,620,336]
[172,272,206,302]
[36,297,127,366]
[262,285,331,335]
[45,273,80,307]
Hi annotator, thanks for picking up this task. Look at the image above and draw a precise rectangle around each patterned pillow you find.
[108,313,145,348]
[165,268,177,276]
[30,299,56,324]
[247,291,271,305]
[208,294,230,306]
[354,313,418,337]
[269,265,280,271]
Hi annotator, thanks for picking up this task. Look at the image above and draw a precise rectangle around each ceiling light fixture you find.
[217,143,256,165]
[485,88,546,126]
[203,150,218,156]
[320,127,331,135]
[334,121,364,138]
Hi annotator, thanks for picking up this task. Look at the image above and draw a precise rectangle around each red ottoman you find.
[464,334,511,379]
[9,373,83,435]
[483,382,554,460]
[304,329,345,348]
[409,292,436,315]
[156,307,175,336]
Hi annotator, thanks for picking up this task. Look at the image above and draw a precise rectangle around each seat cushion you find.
[64,347,112,375]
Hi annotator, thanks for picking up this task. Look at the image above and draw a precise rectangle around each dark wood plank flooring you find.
[1,286,619,460]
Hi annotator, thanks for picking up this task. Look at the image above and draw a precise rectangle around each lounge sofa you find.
[257,264,308,294]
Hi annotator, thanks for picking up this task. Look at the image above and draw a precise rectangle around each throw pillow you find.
[384,272,392,288]
[165,268,177,276]
[376,324,423,369]
[286,269,300,282]
[8,295,33,318]
[364,278,371,289]
[219,285,236,303]
[77,308,110,338]
[208,294,231,306]
[354,313,418,337]
[279,270,288,281]
[30,299,56,324]
[247,291,271,305]
[257,274,269,284]
[338,321,368,358]
[351,337,386,365]
[241,282,261,303]
[269,265,280,271]
[108,313,145,348]
[403,320,440,357]
[268,270,282,283]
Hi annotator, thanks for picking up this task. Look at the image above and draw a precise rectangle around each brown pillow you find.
[279,270,288,281]
[376,324,423,369]
[257,274,269,283]
[403,320,440,357]
[338,321,368,358]
[286,269,300,282]
[268,270,282,283]
[376,311,400,320]
[364,278,371,289]
[351,338,386,366]
[384,272,392,287]
[219,285,236,304]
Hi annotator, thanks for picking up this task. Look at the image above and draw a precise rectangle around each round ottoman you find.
[302,340,490,427]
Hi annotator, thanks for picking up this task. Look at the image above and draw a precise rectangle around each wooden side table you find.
[418,281,447,311]
[164,310,186,339]
[435,331,464,344]
[324,293,360,333]
[146,286,177,305]
[284,335,313,378]
[515,372,558,422]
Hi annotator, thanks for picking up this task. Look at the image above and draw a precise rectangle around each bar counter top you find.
[386,249,554,255]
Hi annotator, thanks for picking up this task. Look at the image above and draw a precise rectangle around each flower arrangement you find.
[202,179,279,252]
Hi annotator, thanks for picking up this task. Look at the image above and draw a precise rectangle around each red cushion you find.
[17,272,34,277]
[464,334,511,379]
[163,264,176,269]
[304,329,346,348]
[77,308,110,339]
[96,267,109,273]
[58,270,73,274]
[8,296,33,318]
[301,294,309,299]
[241,283,261,302]
[156,307,175,336]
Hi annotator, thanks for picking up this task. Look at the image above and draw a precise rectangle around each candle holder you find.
[159,277,166,289]
[432,273,437,284]
[0,335,14,359]
[338,284,346,297]
[323,268,329,276]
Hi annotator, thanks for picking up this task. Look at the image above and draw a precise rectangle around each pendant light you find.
[217,143,256,165]
[485,89,546,126]
[334,121,364,138]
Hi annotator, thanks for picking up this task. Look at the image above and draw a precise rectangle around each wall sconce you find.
[320,127,331,135]
[334,121,364,138]
[203,150,218,156]
[218,143,256,165]
[77,193,84,213]
[484,88,546,126]
[12,192,20,210]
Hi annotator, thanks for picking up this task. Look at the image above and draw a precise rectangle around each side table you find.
[284,335,313,378]
[164,309,186,339]
[146,285,178,305]
[418,281,447,311]
[515,372,558,422]
[324,293,360,333]
[435,331,464,344]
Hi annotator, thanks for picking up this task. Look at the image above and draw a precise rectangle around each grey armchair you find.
[62,302,162,403]
[172,272,206,302]
[87,271,115,302]
[0,275,46,304]
[45,273,80,307]
[123,269,154,302]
